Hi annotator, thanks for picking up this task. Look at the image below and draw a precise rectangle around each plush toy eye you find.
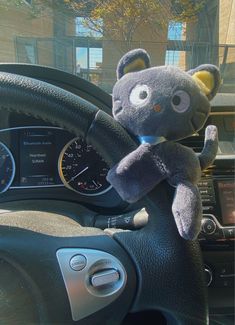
[129,85,150,106]
[171,90,190,113]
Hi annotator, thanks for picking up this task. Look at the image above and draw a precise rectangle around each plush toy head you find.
[112,49,221,141]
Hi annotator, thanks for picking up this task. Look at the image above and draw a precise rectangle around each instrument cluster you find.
[0,126,112,197]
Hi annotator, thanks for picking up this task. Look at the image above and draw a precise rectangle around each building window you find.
[76,46,103,85]
[89,48,102,69]
[166,21,186,69]
[167,21,186,41]
[76,47,103,71]
[165,50,179,65]
[76,47,88,71]
[15,38,37,64]
[165,50,186,70]
[75,17,103,38]
[25,44,36,63]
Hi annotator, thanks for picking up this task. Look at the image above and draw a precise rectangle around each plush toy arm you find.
[107,144,167,203]
[199,125,218,170]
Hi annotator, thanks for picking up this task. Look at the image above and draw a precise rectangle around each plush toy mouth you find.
[153,104,161,112]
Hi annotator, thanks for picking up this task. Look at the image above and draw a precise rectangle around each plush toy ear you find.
[188,64,221,100]
[116,48,151,80]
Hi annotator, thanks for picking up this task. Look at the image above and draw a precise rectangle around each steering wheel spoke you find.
[113,183,208,324]
[0,211,136,324]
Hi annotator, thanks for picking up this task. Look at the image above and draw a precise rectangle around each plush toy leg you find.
[107,144,167,203]
[172,181,202,240]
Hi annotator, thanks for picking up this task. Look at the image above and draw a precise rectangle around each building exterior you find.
[0,0,234,93]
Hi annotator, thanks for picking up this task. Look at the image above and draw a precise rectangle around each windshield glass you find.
[0,0,234,94]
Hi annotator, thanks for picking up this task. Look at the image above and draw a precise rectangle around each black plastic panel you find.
[203,250,235,314]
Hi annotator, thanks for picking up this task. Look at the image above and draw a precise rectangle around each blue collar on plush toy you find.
[138,136,166,145]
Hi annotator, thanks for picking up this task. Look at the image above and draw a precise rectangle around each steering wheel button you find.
[70,254,87,271]
[91,269,120,287]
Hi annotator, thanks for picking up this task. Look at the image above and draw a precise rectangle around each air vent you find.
[178,134,205,153]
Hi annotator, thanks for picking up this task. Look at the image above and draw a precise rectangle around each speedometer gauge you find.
[58,138,111,196]
[0,142,15,193]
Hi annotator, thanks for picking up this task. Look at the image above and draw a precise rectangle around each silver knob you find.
[202,218,217,235]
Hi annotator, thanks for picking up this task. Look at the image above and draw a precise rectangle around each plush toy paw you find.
[199,125,218,170]
[172,182,202,240]
[205,125,218,141]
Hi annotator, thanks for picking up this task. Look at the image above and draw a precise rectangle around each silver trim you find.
[220,274,235,278]
[58,137,112,197]
[56,248,127,322]
[204,265,213,287]
[210,112,235,116]
[204,214,235,231]
[215,155,235,160]
[203,214,235,240]
[0,126,63,133]
[9,184,64,190]
[0,142,16,193]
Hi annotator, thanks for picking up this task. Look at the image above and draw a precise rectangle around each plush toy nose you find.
[153,104,161,112]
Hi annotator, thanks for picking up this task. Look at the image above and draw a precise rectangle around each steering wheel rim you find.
[0,71,208,324]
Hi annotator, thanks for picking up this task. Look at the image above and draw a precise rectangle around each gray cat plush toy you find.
[107,48,221,240]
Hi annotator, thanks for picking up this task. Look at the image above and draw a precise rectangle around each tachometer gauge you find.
[58,138,111,196]
[0,142,16,193]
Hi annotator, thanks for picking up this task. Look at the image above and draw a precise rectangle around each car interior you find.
[0,1,234,324]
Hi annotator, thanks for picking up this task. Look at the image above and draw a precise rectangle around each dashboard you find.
[1,105,234,217]
[0,64,234,320]
[0,65,234,222]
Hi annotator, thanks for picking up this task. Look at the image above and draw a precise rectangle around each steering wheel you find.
[0,72,208,324]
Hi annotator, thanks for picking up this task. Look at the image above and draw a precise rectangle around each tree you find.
[0,0,26,9]
[81,0,165,49]
[0,0,206,50]
[77,0,207,50]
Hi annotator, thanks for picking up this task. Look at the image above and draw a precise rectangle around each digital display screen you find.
[218,181,235,226]
[206,115,235,155]
[20,129,57,186]
[224,116,235,132]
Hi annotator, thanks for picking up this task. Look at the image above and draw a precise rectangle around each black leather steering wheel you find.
[0,72,208,324]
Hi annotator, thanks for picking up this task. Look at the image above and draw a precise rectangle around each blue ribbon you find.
[137,136,166,145]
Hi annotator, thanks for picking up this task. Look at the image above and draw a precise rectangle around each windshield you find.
[0,0,234,94]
